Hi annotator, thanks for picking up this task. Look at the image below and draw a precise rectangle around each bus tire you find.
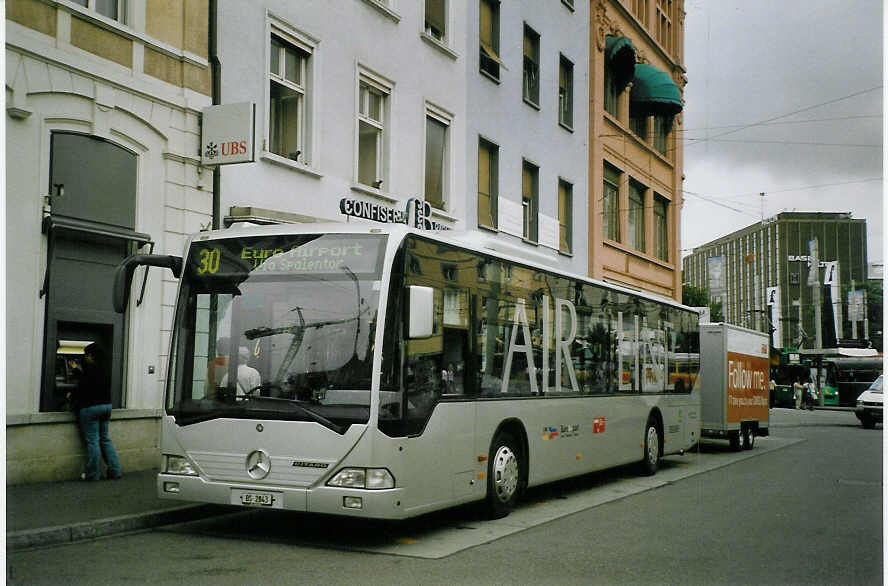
[641,419,660,476]
[486,431,521,519]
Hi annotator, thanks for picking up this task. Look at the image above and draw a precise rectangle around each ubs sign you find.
[201,102,255,166]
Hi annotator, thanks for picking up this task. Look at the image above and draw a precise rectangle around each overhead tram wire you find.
[685,85,883,148]
[676,115,882,135]
[700,178,883,204]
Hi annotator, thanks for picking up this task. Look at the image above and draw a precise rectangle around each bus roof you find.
[190,222,697,313]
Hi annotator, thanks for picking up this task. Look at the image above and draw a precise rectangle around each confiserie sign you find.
[339,197,450,230]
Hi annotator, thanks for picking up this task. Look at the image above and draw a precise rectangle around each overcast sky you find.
[681,0,883,263]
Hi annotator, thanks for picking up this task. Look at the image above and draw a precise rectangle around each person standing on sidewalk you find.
[793,379,805,409]
[76,343,122,480]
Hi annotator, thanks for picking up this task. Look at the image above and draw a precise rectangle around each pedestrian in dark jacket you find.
[76,343,122,480]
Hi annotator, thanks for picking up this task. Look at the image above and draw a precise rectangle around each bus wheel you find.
[729,431,742,451]
[486,431,520,519]
[641,420,660,476]
[742,426,755,450]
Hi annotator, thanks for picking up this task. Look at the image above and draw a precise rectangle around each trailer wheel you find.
[742,426,755,450]
[729,431,742,451]
[640,419,660,476]
[486,431,521,519]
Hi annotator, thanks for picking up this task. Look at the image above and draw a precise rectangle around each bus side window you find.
[441,289,469,395]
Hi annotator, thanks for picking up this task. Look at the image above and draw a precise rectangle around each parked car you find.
[855,375,883,429]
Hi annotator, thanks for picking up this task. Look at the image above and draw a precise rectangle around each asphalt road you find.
[7,408,883,585]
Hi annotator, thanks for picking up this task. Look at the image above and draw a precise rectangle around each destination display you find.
[187,234,386,279]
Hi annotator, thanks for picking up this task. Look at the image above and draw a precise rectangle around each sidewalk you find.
[6,469,228,551]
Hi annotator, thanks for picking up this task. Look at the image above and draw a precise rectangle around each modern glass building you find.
[682,212,869,349]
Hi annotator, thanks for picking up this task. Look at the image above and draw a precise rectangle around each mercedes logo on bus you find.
[246,449,271,480]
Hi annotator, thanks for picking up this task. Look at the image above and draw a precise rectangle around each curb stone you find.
[7,504,229,551]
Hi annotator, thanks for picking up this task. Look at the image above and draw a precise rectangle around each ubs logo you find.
[245,450,271,480]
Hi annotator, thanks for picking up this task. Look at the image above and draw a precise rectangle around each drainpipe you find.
[209,0,222,229]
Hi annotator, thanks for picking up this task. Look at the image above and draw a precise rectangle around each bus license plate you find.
[232,490,281,508]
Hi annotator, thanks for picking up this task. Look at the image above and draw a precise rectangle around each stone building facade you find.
[6,0,212,483]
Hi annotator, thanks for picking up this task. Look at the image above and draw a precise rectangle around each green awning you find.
[605,36,636,90]
[630,63,683,116]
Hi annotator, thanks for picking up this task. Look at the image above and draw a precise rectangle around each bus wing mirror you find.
[113,254,183,313]
[408,285,434,339]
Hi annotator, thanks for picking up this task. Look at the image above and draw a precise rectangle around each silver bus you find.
[116,223,701,519]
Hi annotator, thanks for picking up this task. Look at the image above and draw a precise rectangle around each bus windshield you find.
[166,233,387,430]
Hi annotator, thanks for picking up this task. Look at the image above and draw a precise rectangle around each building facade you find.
[682,213,870,350]
[589,0,686,300]
[214,0,590,277]
[6,0,212,483]
[464,0,590,275]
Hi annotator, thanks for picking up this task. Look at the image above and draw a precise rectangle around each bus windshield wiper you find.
[240,394,346,434]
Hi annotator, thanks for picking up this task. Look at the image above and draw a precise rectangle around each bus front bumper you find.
[157,473,408,519]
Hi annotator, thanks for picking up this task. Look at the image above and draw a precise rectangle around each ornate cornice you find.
[594,0,627,52]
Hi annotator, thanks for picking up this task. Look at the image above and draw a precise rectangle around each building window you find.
[478,138,498,229]
[357,77,389,189]
[656,0,673,54]
[630,105,648,140]
[558,55,574,129]
[269,33,310,162]
[654,114,672,155]
[604,60,619,117]
[603,163,621,242]
[558,179,573,254]
[480,0,502,80]
[523,25,540,106]
[425,0,446,41]
[522,160,539,242]
[70,0,126,23]
[628,180,646,252]
[425,111,449,210]
[632,0,649,27]
[654,195,668,261]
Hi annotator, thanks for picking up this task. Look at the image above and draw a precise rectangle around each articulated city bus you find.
[115,223,701,519]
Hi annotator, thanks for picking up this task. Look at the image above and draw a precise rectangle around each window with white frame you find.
[425,110,450,210]
[357,77,389,189]
[268,32,311,163]
[425,0,446,42]
[70,0,126,22]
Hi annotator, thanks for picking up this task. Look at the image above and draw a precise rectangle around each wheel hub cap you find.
[493,445,519,502]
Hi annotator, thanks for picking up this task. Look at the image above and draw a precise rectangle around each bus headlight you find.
[327,468,395,489]
[164,454,198,476]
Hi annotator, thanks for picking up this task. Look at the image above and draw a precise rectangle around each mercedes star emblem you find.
[245,449,271,480]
